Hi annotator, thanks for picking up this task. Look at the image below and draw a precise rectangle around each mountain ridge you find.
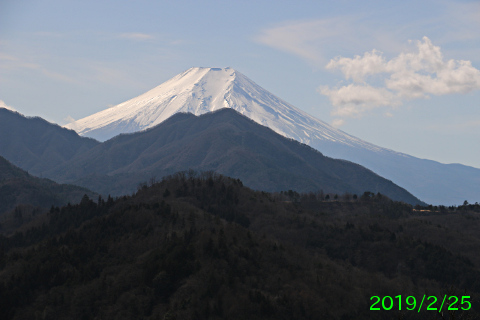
[0,108,99,175]
[51,109,425,205]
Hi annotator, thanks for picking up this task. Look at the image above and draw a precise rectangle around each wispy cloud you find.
[254,18,353,66]
[63,115,76,125]
[254,15,411,67]
[0,53,77,83]
[331,118,345,128]
[0,53,18,61]
[255,2,480,67]
[320,37,480,118]
[119,33,154,41]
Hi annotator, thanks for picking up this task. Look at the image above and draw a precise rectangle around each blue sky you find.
[1,0,479,167]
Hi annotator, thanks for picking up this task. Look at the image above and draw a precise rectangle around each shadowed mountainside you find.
[0,108,99,175]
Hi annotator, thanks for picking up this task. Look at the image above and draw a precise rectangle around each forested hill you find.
[1,171,479,319]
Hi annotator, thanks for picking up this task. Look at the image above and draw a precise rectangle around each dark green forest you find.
[0,171,479,319]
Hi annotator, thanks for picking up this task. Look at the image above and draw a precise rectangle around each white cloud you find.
[326,49,387,83]
[0,100,16,112]
[320,37,480,117]
[319,84,397,117]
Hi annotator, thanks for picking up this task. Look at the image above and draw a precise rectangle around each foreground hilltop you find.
[1,172,479,319]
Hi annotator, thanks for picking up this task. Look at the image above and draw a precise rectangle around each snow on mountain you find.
[65,67,392,153]
[65,67,480,205]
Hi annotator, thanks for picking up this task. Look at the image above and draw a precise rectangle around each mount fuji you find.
[66,67,480,205]
[65,67,377,150]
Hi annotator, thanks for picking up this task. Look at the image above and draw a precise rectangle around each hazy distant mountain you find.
[53,109,424,205]
[65,67,480,205]
[0,155,96,217]
[0,108,99,175]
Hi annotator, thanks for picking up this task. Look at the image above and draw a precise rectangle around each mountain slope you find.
[0,108,99,175]
[65,67,480,205]
[52,109,424,205]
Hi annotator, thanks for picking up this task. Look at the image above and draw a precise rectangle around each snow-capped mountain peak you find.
[65,67,386,154]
